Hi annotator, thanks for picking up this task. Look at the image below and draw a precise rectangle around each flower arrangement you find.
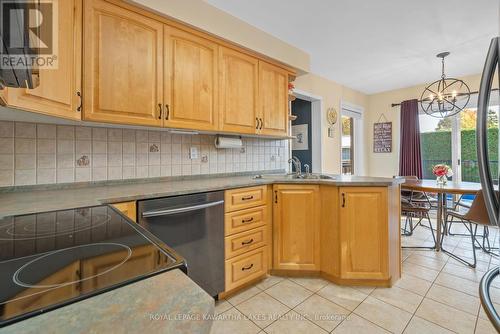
[432,164,453,184]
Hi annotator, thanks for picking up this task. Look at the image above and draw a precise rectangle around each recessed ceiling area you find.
[204,0,499,94]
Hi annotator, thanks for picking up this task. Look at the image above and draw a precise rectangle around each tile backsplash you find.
[0,121,289,187]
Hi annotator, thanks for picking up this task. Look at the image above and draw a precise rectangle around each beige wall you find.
[365,73,499,177]
[131,0,310,73]
[294,74,368,174]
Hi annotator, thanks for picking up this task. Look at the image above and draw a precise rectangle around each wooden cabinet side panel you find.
[111,201,137,222]
[83,0,163,126]
[5,0,82,120]
[388,184,402,282]
[339,187,388,280]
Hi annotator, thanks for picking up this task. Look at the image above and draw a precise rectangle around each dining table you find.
[401,179,486,251]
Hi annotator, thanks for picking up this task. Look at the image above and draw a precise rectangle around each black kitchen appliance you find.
[0,205,186,327]
[138,191,225,298]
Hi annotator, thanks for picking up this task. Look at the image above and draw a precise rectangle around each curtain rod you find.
[391,88,499,107]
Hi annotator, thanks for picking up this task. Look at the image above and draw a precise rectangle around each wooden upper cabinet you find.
[3,0,82,120]
[163,27,218,131]
[258,61,289,136]
[219,47,259,134]
[83,0,163,126]
[339,187,389,280]
[273,184,320,271]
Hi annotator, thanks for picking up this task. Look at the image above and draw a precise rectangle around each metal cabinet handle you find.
[341,193,346,207]
[259,118,263,130]
[274,191,278,204]
[241,195,254,201]
[241,263,254,271]
[76,91,82,112]
[241,239,254,245]
[158,104,163,119]
[255,117,259,129]
[241,217,254,223]
[165,104,170,120]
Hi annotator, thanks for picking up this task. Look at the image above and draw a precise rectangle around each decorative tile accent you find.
[76,155,90,167]
[0,121,289,186]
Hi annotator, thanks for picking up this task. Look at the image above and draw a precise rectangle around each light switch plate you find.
[190,146,199,160]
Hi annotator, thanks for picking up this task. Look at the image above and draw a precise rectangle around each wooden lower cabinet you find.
[339,187,389,280]
[223,186,271,295]
[272,184,320,271]
[225,186,267,212]
[111,201,137,222]
[225,246,268,292]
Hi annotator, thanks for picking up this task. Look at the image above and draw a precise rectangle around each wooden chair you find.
[442,191,498,268]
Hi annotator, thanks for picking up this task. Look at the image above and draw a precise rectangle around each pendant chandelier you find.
[420,52,471,118]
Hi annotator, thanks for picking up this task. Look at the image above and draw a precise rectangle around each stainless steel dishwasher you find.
[138,191,224,297]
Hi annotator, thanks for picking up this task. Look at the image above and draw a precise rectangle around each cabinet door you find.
[4,0,82,120]
[339,187,388,280]
[219,47,259,134]
[258,61,288,136]
[164,27,218,131]
[273,185,320,271]
[83,0,163,126]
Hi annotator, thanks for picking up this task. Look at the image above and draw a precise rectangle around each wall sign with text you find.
[373,122,392,153]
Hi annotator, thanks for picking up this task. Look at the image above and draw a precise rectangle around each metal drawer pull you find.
[241,239,254,245]
[241,263,254,271]
[241,195,254,201]
[241,217,254,223]
[142,200,224,218]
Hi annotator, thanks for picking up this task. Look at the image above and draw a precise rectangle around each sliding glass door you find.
[419,113,454,180]
[419,101,499,183]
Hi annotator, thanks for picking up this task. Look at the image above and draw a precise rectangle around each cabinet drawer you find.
[225,246,267,291]
[224,205,266,236]
[225,226,267,259]
[225,186,267,212]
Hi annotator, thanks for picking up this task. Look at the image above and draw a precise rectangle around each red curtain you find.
[399,99,423,178]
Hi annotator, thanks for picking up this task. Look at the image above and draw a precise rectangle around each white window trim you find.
[341,101,365,176]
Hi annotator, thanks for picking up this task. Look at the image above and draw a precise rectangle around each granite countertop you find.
[0,269,214,334]
[0,173,400,218]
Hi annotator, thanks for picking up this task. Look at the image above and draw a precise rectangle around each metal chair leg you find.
[441,219,477,268]
[402,212,437,250]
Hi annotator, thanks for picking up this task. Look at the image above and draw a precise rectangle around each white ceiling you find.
[205,0,499,94]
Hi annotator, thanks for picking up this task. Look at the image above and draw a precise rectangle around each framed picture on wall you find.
[292,124,309,150]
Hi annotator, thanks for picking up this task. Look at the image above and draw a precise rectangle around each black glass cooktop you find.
[0,205,185,327]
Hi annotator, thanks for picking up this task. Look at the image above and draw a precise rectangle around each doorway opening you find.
[290,90,323,173]
[341,116,354,174]
[341,103,364,175]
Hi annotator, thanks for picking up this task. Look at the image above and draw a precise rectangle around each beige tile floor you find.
[210,219,500,334]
